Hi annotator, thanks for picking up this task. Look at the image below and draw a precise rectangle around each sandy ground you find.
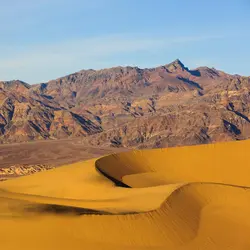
[0,139,125,168]
[0,139,250,249]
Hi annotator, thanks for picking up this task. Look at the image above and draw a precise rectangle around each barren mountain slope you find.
[1,59,250,147]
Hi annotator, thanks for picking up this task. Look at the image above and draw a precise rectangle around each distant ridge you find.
[0,59,249,147]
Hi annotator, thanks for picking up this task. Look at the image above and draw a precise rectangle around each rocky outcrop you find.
[0,60,250,148]
[0,164,53,180]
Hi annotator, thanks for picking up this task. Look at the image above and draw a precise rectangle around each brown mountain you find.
[0,59,250,148]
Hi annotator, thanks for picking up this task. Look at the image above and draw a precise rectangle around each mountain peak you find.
[165,59,187,72]
[173,59,184,65]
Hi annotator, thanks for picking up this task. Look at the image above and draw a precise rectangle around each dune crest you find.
[1,140,250,249]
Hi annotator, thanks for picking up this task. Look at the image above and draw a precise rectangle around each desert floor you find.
[1,139,250,249]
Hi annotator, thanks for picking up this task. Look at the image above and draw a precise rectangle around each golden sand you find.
[1,140,250,249]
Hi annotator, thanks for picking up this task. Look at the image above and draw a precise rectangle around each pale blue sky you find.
[0,0,249,83]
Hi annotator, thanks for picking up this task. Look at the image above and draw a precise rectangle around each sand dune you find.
[1,140,250,249]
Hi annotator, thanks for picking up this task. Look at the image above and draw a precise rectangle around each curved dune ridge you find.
[1,140,250,249]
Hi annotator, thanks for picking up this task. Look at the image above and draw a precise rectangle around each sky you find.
[0,0,249,83]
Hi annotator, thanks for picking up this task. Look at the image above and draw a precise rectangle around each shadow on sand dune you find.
[24,203,111,215]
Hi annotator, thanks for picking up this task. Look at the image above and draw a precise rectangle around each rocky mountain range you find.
[0,59,250,148]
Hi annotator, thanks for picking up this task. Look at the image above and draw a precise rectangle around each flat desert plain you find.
[1,139,250,249]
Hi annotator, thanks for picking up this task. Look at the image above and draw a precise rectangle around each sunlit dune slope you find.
[1,140,250,250]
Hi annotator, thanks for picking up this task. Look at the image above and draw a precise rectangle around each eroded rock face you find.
[0,80,103,143]
[0,60,250,148]
[0,164,53,180]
